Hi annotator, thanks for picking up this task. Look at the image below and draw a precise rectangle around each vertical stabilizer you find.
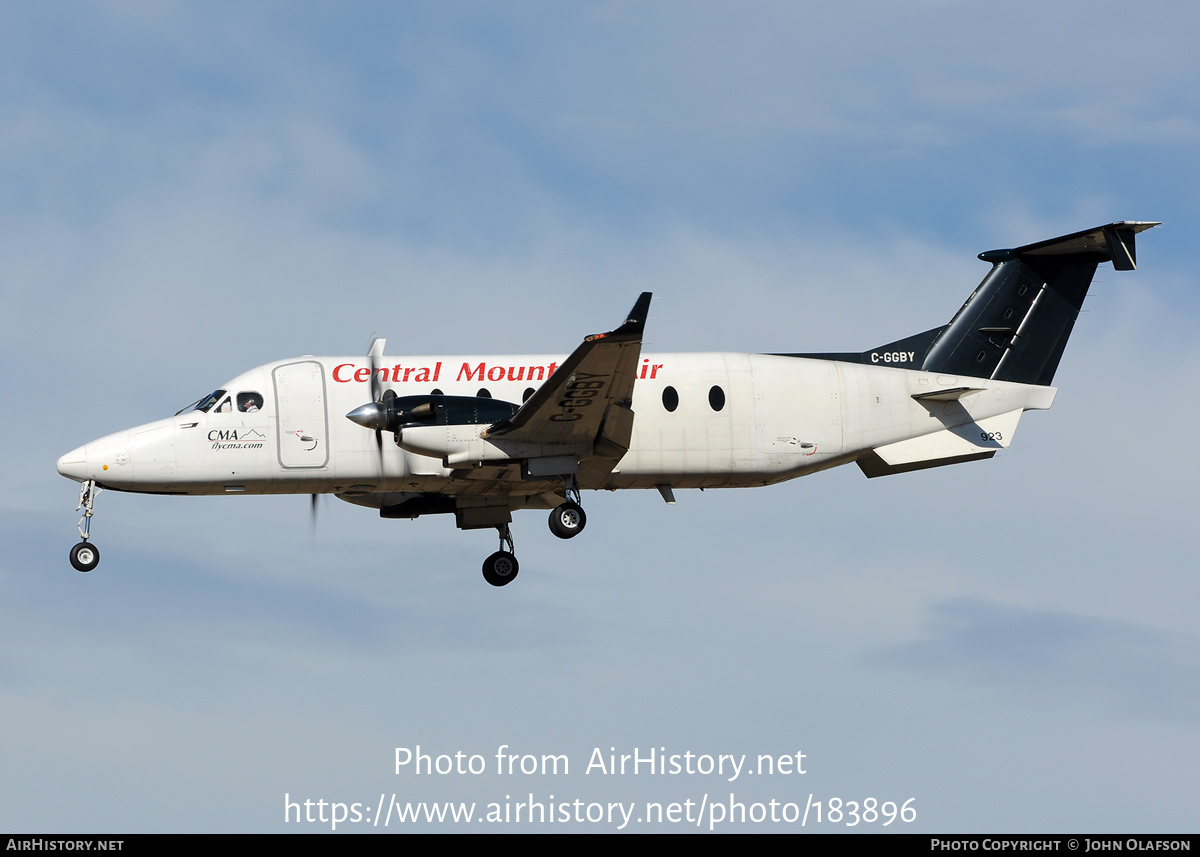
[788,222,1159,386]
[924,221,1158,384]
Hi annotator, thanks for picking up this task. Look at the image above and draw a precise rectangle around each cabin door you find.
[273,360,330,469]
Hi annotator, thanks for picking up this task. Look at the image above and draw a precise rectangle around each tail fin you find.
[919,221,1159,384]
[794,222,1159,384]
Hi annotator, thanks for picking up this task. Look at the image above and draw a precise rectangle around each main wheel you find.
[70,541,100,573]
[548,501,586,539]
[482,551,519,586]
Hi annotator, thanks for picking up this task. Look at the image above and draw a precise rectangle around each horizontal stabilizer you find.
[911,386,985,402]
[857,409,1023,478]
[997,221,1160,271]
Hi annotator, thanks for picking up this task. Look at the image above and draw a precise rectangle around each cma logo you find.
[207,429,266,442]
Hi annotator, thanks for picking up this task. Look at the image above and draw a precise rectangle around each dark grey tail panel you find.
[793,326,946,370]
[989,260,1097,385]
[928,221,1157,384]
[781,221,1158,386]
[920,257,1101,385]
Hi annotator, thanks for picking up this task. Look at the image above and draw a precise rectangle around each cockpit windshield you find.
[175,388,264,416]
[179,389,228,415]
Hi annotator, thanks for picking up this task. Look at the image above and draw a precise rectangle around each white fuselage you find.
[56,351,1055,502]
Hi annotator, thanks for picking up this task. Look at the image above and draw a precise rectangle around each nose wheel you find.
[70,541,100,572]
[482,524,519,587]
[70,480,101,573]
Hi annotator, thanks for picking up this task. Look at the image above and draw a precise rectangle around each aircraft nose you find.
[57,445,89,482]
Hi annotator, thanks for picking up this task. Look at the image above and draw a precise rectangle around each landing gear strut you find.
[480,474,588,585]
[482,524,519,587]
[70,480,101,573]
[548,475,587,539]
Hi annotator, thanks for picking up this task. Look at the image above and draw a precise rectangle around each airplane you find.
[57,221,1158,586]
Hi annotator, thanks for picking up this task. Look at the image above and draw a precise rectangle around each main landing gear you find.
[481,478,588,587]
[482,524,519,587]
[69,480,101,573]
[548,501,586,539]
[547,475,587,540]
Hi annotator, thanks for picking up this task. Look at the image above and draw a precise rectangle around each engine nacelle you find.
[348,394,583,474]
[395,424,582,472]
[346,394,520,434]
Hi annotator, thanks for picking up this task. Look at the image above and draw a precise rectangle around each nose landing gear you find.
[70,542,100,573]
[69,480,101,572]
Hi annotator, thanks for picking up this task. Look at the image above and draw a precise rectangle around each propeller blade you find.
[368,333,383,404]
[378,388,396,458]
[366,336,387,473]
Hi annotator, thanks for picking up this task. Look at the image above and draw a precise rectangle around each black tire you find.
[482,551,519,586]
[548,501,586,539]
[70,542,100,573]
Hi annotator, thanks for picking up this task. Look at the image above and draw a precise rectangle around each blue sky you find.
[3,1,1198,832]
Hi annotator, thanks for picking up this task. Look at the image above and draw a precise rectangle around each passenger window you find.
[662,386,679,412]
[708,385,725,412]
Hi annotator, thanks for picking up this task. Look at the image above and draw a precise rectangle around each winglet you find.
[624,292,653,332]
[588,292,652,342]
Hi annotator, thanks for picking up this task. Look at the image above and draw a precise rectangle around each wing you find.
[483,293,651,481]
